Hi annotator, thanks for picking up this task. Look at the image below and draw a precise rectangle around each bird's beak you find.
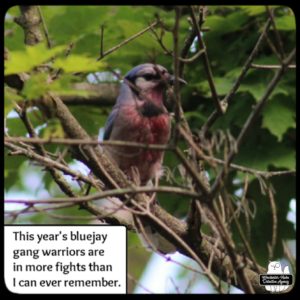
[169,75,187,86]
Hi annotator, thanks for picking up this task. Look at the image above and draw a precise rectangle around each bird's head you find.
[121,63,186,116]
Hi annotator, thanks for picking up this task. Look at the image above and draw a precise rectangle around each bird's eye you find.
[142,74,160,81]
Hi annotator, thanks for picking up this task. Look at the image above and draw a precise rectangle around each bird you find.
[102,63,186,253]
[103,63,186,185]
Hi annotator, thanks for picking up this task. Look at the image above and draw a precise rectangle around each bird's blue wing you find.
[103,109,117,140]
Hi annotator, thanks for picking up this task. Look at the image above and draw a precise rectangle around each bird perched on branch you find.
[102,64,186,253]
[103,63,186,185]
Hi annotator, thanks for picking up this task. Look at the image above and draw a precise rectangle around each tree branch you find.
[97,21,158,60]
[201,18,272,136]
[210,48,296,198]
[14,6,43,45]
[189,6,223,114]
[5,141,102,188]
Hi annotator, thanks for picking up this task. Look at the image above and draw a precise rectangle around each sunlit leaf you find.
[5,44,65,75]
[275,15,296,31]
[41,118,64,139]
[241,6,266,16]
[22,73,49,100]
[4,86,22,116]
[53,55,106,73]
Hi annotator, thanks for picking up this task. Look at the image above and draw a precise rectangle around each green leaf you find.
[239,77,289,102]
[196,77,234,97]
[5,44,65,75]
[53,55,106,73]
[4,149,26,192]
[22,73,49,100]
[41,119,64,139]
[6,109,46,137]
[241,6,266,16]
[214,77,234,95]
[5,117,28,137]
[236,126,295,171]
[184,111,207,123]
[239,82,267,101]
[262,95,295,141]
[47,6,110,44]
[4,86,22,116]
[213,92,255,128]
[22,73,94,100]
[50,75,93,97]
[205,11,249,35]
[69,106,108,136]
[275,15,296,31]
[243,176,295,265]
[273,144,295,170]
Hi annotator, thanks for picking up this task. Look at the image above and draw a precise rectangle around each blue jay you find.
[103,63,186,185]
[103,63,186,253]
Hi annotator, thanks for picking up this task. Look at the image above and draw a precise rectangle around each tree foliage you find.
[4,5,296,294]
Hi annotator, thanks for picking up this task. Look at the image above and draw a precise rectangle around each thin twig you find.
[169,277,181,294]
[189,6,223,114]
[251,63,296,69]
[5,141,102,188]
[172,7,182,145]
[157,252,204,275]
[127,274,154,294]
[201,18,272,136]
[179,24,197,76]
[266,6,285,60]
[224,191,261,274]
[97,21,158,60]
[16,106,77,197]
[239,175,251,239]
[178,126,295,178]
[264,31,284,62]
[5,136,172,151]
[130,198,222,291]
[210,48,296,199]
[6,204,33,224]
[205,200,255,293]
[32,205,99,221]
[51,42,74,80]
[267,188,277,260]
[37,6,52,48]
[179,49,205,63]
[5,203,76,217]
[5,185,199,205]
[149,25,173,56]
[100,24,104,58]
[150,23,205,63]
[174,147,210,197]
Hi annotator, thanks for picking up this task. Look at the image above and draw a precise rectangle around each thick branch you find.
[147,205,268,293]
[60,82,119,106]
[14,6,43,45]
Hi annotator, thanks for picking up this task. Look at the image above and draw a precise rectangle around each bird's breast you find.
[117,105,170,144]
[108,105,170,183]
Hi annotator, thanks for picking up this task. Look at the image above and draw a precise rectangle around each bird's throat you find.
[140,101,164,117]
[138,87,166,117]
